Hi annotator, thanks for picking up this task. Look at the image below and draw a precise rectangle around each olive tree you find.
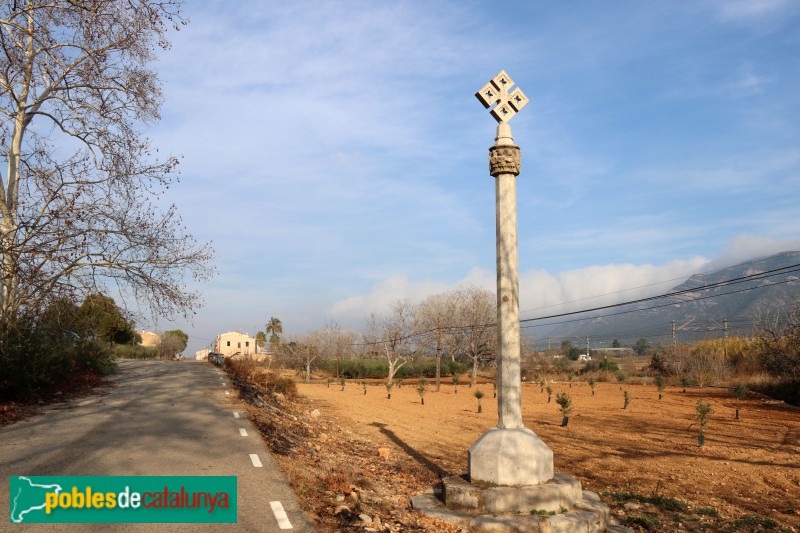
[0,1,213,323]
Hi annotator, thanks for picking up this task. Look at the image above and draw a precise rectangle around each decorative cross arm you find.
[475,70,528,123]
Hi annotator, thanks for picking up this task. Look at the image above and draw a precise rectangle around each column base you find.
[468,427,554,486]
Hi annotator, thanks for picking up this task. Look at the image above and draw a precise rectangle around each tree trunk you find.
[435,338,442,392]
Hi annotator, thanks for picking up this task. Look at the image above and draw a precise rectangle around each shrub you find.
[0,316,116,400]
[113,344,157,360]
[751,379,800,407]
[598,358,619,372]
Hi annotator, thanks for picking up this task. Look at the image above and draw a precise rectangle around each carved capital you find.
[489,145,521,176]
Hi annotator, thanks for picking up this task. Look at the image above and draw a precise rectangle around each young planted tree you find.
[539,378,546,393]
[696,400,712,446]
[588,376,596,397]
[339,377,346,391]
[654,374,666,400]
[556,392,573,427]
[474,389,484,413]
[546,385,553,403]
[0,1,213,324]
[452,372,461,394]
[623,390,631,410]
[732,383,748,420]
[417,378,427,405]
[361,381,368,395]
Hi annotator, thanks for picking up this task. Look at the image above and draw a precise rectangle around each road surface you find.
[0,359,316,532]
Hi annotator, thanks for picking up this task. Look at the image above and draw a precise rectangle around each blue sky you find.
[143,0,800,356]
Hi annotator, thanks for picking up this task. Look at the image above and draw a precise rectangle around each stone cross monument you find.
[468,70,554,486]
[413,73,621,531]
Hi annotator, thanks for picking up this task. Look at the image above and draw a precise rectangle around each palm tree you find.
[266,317,282,348]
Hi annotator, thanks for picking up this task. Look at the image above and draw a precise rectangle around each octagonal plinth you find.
[444,473,581,514]
[468,428,554,486]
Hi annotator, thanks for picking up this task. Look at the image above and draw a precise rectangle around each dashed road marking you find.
[233,411,240,418]
[239,428,248,437]
[249,454,263,467]
[270,501,293,530]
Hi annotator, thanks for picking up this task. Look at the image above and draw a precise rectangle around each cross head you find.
[475,70,528,123]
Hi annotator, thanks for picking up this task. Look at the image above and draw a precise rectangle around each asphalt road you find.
[0,359,316,532]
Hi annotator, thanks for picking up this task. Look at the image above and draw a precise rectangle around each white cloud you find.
[713,0,792,21]
[704,235,800,270]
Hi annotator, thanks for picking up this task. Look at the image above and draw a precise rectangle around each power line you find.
[518,254,799,315]
[519,263,800,325]
[348,266,800,347]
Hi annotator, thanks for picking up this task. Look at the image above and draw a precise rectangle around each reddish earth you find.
[247,377,800,532]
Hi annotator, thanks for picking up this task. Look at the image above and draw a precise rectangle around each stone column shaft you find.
[490,123,523,430]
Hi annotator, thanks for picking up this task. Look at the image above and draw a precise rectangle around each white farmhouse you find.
[214,331,264,361]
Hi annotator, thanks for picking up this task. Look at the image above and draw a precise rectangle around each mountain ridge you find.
[531,251,800,347]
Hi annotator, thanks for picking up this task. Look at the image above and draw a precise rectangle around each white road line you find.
[239,428,248,437]
[233,411,240,418]
[249,454,263,467]
[270,501,293,530]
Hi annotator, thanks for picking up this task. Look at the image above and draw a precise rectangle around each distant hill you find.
[533,251,800,347]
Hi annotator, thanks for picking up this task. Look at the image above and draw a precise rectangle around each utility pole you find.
[547,337,551,353]
[586,337,590,356]
[671,320,676,348]
[723,318,728,359]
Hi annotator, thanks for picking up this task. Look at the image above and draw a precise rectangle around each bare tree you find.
[0,1,213,323]
[366,299,420,389]
[282,333,320,383]
[418,292,458,391]
[317,320,356,378]
[753,304,800,380]
[453,287,496,387]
